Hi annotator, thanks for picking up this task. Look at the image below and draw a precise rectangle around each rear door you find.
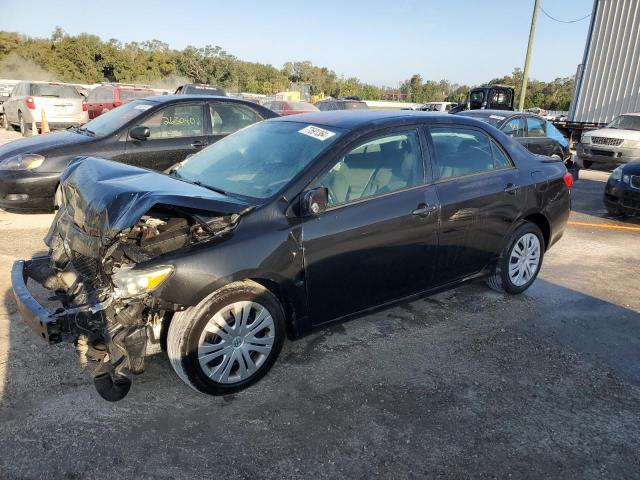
[302,127,440,324]
[524,116,554,156]
[427,125,522,284]
[207,102,265,146]
[123,101,207,171]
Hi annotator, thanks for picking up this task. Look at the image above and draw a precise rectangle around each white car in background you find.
[416,101,459,112]
[2,81,88,136]
[576,113,640,168]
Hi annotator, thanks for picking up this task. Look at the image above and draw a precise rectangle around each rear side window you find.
[209,103,263,135]
[430,127,511,180]
[527,117,546,137]
[315,131,424,207]
[120,89,153,101]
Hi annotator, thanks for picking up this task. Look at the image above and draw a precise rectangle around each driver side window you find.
[315,131,424,207]
[139,103,204,139]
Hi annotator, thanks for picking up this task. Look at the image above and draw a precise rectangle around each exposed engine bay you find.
[24,204,246,401]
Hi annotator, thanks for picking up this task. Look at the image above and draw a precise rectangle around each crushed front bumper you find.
[11,256,112,344]
[11,257,66,343]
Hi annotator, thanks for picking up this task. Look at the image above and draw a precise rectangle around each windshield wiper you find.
[40,94,60,97]
[170,171,229,195]
[192,180,229,196]
[77,127,96,136]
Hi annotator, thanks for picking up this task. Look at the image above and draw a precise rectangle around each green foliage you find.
[0,28,574,109]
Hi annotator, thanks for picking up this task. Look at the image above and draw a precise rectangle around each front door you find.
[427,125,522,284]
[124,102,207,171]
[302,129,440,325]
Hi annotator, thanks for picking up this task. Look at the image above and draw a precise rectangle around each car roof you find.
[143,94,251,103]
[270,110,485,130]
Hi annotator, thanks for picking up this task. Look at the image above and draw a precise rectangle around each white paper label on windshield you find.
[489,114,505,120]
[298,125,336,141]
[134,104,152,110]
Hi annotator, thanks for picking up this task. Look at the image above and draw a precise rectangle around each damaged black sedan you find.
[12,111,572,401]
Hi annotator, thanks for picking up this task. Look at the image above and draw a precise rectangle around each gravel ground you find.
[0,130,639,479]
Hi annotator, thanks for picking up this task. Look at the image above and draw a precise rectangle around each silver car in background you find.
[2,81,88,136]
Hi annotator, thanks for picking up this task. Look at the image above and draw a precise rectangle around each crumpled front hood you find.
[0,130,92,160]
[57,156,251,246]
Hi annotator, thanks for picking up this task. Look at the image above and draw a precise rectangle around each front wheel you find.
[167,280,285,396]
[486,222,544,294]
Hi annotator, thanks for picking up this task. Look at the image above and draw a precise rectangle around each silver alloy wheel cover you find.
[508,233,541,287]
[197,301,275,384]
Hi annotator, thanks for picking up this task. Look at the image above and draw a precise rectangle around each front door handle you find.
[191,140,207,149]
[504,183,519,195]
[412,203,438,217]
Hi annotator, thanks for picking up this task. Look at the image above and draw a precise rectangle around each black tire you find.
[19,112,31,137]
[605,203,624,217]
[2,114,10,131]
[486,222,545,294]
[54,184,63,210]
[167,280,285,396]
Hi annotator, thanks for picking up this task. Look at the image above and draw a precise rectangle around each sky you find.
[0,0,595,87]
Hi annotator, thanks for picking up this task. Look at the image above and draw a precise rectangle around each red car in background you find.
[263,100,319,116]
[86,84,155,119]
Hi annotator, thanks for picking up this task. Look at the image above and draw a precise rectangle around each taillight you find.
[563,172,574,189]
[82,100,87,112]
[25,97,35,110]
[113,100,122,107]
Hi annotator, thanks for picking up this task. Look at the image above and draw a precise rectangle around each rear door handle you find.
[191,140,207,149]
[412,204,438,217]
[504,183,519,195]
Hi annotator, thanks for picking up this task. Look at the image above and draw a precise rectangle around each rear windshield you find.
[120,89,154,101]
[183,85,226,96]
[343,101,368,110]
[607,115,640,131]
[31,84,81,98]
[457,111,504,127]
[288,102,319,111]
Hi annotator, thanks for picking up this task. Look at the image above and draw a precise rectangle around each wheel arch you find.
[250,277,299,340]
[521,212,551,250]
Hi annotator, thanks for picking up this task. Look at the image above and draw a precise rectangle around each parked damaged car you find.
[0,95,275,210]
[12,111,572,401]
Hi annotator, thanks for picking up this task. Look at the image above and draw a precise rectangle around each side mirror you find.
[302,187,329,217]
[129,126,150,141]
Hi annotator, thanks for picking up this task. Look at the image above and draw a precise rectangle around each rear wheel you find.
[167,280,285,396]
[486,222,544,294]
[19,112,31,137]
[605,203,624,217]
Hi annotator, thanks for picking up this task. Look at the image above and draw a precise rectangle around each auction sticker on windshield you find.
[134,104,152,110]
[489,114,505,120]
[299,125,336,141]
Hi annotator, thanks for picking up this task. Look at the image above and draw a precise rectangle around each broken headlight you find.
[0,153,45,170]
[111,265,174,299]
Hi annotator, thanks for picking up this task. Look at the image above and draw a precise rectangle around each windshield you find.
[176,121,343,199]
[81,100,156,136]
[458,111,505,127]
[606,115,640,131]
[32,83,81,98]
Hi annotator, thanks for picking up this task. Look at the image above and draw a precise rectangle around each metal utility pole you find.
[519,0,540,112]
